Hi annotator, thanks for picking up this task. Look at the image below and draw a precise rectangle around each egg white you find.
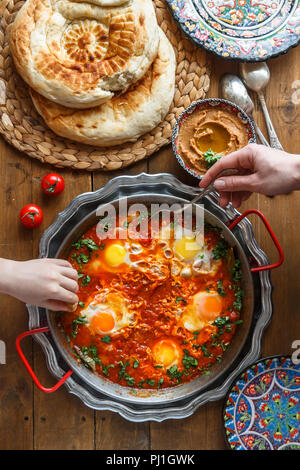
[81,291,135,336]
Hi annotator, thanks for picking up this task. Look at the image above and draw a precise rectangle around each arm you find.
[0,258,78,311]
[199,144,300,208]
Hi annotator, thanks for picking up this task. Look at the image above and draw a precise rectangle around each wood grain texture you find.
[0,141,34,450]
[0,46,299,450]
[30,164,95,450]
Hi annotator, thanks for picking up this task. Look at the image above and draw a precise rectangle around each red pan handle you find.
[228,209,284,273]
[16,326,73,393]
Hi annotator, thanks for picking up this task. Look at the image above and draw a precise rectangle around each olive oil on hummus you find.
[178,107,249,174]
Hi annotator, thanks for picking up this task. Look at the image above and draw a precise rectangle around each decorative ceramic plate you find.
[224,356,300,450]
[172,98,256,179]
[166,0,300,61]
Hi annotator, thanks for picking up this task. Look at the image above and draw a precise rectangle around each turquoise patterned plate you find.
[166,0,300,61]
[223,356,300,450]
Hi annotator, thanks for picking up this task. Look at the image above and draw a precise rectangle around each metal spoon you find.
[148,169,239,224]
[239,62,283,150]
[220,74,269,147]
[190,168,239,204]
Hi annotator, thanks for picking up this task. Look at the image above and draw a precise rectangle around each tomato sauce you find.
[56,217,243,390]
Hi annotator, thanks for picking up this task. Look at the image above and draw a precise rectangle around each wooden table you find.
[0,46,299,450]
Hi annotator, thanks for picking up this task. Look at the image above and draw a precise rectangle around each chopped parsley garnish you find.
[213,316,230,335]
[182,349,198,369]
[117,361,135,386]
[176,297,187,304]
[101,335,111,344]
[217,280,226,297]
[76,253,89,266]
[80,344,101,365]
[213,316,229,327]
[145,379,155,387]
[233,289,244,311]
[133,359,139,369]
[102,364,115,377]
[71,315,88,338]
[200,344,212,358]
[125,376,135,387]
[72,238,99,251]
[167,365,183,384]
[78,301,85,308]
[158,378,164,389]
[203,149,222,169]
[212,241,229,260]
[232,259,242,282]
[212,339,227,351]
[81,275,91,286]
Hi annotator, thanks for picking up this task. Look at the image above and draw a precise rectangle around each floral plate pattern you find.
[224,356,300,450]
[165,0,300,61]
[172,98,256,179]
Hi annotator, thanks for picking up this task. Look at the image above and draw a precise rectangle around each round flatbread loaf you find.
[30,29,176,147]
[10,0,159,109]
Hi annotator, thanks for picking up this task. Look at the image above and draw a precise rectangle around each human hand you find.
[0,258,78,311]
[199,144,300,208]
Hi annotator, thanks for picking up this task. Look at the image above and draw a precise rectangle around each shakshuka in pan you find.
[55,211,243,390]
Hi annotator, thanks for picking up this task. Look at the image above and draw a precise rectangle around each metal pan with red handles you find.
[15,184,283,406]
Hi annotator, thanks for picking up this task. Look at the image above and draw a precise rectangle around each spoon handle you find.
[190,168,239,204]
[257,91,283,150]
[254,123,270,147]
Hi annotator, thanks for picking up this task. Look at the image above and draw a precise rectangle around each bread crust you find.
[30,29,176,146]
[10,0,159,108]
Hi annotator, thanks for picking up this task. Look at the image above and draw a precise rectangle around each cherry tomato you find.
[41,173,65,196]
[19,204,43,229]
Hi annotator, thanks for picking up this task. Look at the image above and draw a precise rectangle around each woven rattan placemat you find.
[0,0,210,171]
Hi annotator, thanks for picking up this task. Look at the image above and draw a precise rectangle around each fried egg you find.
[151,338,183,369]
[180,291,223,332]
[88,240,144,275]
[81,291,135,336]
[172,227,220,278]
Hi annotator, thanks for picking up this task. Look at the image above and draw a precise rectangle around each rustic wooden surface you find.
[0,46,300,450]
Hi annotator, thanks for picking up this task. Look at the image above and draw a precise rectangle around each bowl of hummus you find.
[172,98,256,179]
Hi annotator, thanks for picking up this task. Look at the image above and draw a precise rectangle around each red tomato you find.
[41,173,65,196]
[19,204,43,229]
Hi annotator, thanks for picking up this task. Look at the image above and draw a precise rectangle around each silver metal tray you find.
[27,173,273,422]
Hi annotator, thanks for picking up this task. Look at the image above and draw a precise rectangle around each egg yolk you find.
[194,292,223,321]
[152,339,181,367]
[90,312,115,334]
[104,244,127,267]
[174,237,200,260]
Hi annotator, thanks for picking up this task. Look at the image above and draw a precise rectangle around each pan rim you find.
[26,172,272,421]
[47,193,254,405]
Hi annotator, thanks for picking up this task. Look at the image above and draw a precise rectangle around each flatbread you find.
[30,29,176,147]
[10,0,159,108]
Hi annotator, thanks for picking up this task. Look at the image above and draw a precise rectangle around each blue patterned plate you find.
[223,355,300,450]
[165,0,300,62]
